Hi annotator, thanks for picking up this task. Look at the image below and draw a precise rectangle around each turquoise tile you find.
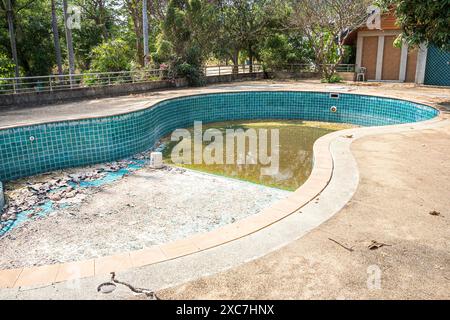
[0,91,438,181]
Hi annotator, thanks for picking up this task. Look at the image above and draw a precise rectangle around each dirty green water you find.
[162,120,354,191]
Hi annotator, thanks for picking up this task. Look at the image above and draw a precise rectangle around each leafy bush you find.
[175,45,205,86]
[0,53,17,92]
[260,33,314,71]
[155,43,205,86]
[0,53,16,78]
[321,74,342,83]
[153,37,174,64]
[380,0,450,51]
[88,39,134,73]
[130,61,162,82]
[175,62,204,86]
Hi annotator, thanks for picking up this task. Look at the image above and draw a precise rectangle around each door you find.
[381,36,401,80]
[361,36,378,80]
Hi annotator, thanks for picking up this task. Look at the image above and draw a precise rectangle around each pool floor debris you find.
[0,151,288,269]
[0,143,169,236]
[0,157,148,236]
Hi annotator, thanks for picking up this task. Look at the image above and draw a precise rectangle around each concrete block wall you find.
[269,71,320,80]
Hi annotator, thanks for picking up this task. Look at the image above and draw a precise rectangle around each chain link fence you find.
[424,46,450,87]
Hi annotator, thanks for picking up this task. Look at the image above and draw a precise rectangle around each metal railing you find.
[204,64,263,76]
[272,63,355,73]
[0,69,163,95]
[0,64,264,95]
[273,64,317,73]
[334,64,356,72]
[0,63,356,95]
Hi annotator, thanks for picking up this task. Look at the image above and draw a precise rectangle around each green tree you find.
[62,0,75,78]
[88,38,134,72]
[0,51,15,77]
[156,0,219,85]
[0,52,16,91]
[289,0,371,81]
[0,0,55,76]
[121,0,168,67]
[379,0,450,51]
[51,0,63,75]
[215,0,287,74]
[71,0,123,70]
[4,0,19,77]
[259,32,314,70]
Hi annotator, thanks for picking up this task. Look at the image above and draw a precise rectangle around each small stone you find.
[65,191,77,199]
[49,193,62,201]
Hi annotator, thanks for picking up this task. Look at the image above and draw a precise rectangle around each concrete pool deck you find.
[159,120,450,300]
[0,80,449,299]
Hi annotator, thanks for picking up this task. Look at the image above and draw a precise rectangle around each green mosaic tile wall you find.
[0,91,438,181]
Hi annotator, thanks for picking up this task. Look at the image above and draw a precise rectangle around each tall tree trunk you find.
[232,49,239,75]
[248,44,253,73]
[126,0,144,66]
[63,0,75,85]
[98,0,109,40]
[6,0,19,78]
[51,0,63,76]
[142,0,149,66]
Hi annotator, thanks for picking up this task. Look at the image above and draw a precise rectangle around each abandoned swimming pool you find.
[0,90,441,276]
[0,91,439,182]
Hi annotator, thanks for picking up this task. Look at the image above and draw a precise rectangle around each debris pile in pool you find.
[0,144,167,237]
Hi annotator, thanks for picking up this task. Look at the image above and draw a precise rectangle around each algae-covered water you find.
[162,120,354,191]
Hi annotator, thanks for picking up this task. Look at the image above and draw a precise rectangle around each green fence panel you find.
[424,45,450,86]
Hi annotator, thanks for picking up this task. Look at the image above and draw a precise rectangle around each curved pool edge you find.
[0,113,447,290]
[0,89,443,131]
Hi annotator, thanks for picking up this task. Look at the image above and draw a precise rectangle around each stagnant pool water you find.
[161,120,354,190]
